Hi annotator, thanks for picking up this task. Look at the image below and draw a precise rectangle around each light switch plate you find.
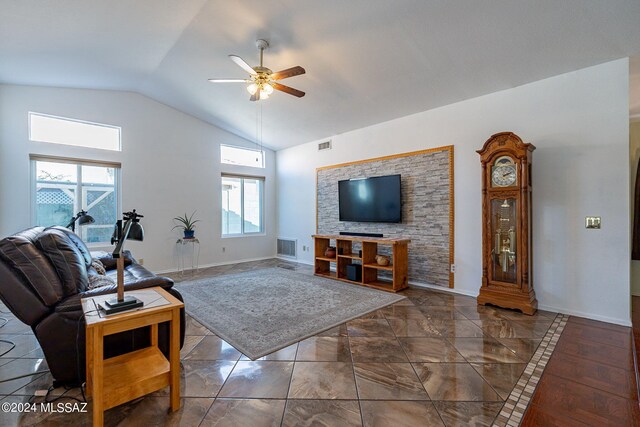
[585,216,601,229]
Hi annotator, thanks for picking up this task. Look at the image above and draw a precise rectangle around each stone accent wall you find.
[317,147,453,287]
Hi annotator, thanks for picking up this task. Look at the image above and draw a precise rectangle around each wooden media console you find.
[312,234,410,292]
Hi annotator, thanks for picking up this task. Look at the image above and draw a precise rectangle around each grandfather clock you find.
[477,132,537,315]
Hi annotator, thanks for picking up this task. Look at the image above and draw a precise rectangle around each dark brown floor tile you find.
[316,324,348,337]
[397,337,466,362]
[218,361,293,399]
[360,400,444,427]
[349,337,409,363]
[117,397,213,427]
[162,360,234,398]
[469,363,526,400]
[522,403,590,426]
[433,401,504,427]
[239,343,298,361]
[417,306,467,320]
[413,363,502,401]
[296,337,351,362]
[554,336,634,370]
[184,335,242,361]
[354,362,428,400]
[288,361,357,399]
[496,338,541,361]
[455,305,507,320]
[448,337,525,363]
[347,319,395,337]
[380,305,427,321]
[201,398,286,427]
[387,318,442,337]
[561,322,632,349]
[429,319,485,338]
[282,400,362,427]
[185,316,214,336]
[530,373,639,426]
[181,335,205,359]
[356,309,387,319]
[545,352,635,398]
[472,319,548,339]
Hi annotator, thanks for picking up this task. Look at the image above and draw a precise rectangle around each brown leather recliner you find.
[0,226,185,386]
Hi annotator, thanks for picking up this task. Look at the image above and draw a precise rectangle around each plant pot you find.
[375,255,390,266]
[325,246,336,258]
[183,230,195,239]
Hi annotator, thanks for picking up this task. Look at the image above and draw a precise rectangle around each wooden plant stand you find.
[312,234,410,292]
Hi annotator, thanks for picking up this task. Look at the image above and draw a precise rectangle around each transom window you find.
[221,175,264,236]
[220,144,264,168]
[29,112,121,151]
[32,157,120,243]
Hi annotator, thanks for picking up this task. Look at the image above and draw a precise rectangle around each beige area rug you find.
[176,267,405,359]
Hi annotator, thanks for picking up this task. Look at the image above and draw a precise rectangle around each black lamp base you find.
[102,296,143,315]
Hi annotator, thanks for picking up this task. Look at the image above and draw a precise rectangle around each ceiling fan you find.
[208,39,306,101]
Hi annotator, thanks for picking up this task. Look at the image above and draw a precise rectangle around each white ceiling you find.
[2,0,640,150]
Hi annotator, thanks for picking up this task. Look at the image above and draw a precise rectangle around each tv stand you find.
[339,231,384,238]
[312,234,410,292]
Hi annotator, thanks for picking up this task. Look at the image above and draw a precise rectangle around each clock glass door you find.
[491,198,517,283]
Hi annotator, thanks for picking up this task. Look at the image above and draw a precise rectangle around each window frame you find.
[28,111,122,152]
[221,174,265,238]
[30,155,122,245]
[220,144,265,168]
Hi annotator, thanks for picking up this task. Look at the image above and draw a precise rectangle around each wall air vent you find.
[277,238,297,258]
[318,140,332,151]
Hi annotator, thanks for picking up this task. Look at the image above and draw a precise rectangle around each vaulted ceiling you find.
[2,0,640,149]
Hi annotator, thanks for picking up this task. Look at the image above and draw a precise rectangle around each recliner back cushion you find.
[50,226,92,269]
[35,229,89,295]
[0,235,64,306]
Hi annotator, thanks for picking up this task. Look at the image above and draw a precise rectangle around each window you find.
[29,112,121,151]
[32,157,120,243]
[220,144,264,168]
[221,175,264,236]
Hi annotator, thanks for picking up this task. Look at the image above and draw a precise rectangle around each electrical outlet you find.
[222,247,226,253]
[450,264,456,273]
[303,245,307,251]
[139,258,144,265]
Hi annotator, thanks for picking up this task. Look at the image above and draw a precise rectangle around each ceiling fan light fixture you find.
[247,83,259,95]
[263,83,274,95]
[259,90,270,99]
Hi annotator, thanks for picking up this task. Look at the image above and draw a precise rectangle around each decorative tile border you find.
[493,313,569,426]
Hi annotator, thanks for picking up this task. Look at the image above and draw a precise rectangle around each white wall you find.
[0,85,277,272]
[631,120,640,296]
[277,59,631,325]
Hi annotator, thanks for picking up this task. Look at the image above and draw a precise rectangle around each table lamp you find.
[104,209,144,314]
[66,210,95,232]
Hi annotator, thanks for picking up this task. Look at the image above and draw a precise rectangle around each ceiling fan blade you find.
[250,91,260,102]
[229,55,257,75]
[208,78,247,83]
[271,66,306,80]
[272,82,305,98]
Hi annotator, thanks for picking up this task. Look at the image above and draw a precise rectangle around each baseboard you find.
[155,255,277,275]
[408,281,478,297]
[276,255,314,266]
[535,304,632,327]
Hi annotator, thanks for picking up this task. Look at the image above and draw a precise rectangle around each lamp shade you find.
[77,213,95,226]
[128,222,144,241]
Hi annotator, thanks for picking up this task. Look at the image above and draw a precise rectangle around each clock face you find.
[491,156,517,187]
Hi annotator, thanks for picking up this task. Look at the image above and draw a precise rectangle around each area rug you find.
[176,267,406,359]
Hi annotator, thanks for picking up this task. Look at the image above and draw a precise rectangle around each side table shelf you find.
[82,287,184,427]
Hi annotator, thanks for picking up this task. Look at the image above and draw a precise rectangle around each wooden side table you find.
[82,287,184,427]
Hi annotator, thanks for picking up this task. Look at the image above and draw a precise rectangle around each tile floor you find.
[0,259,560,426]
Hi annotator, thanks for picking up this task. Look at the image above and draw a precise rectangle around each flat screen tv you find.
[338,174,402,223]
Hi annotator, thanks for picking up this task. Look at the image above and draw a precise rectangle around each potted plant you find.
[173,211,200,239]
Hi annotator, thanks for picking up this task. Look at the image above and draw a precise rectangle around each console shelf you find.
[313,234,410,292]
